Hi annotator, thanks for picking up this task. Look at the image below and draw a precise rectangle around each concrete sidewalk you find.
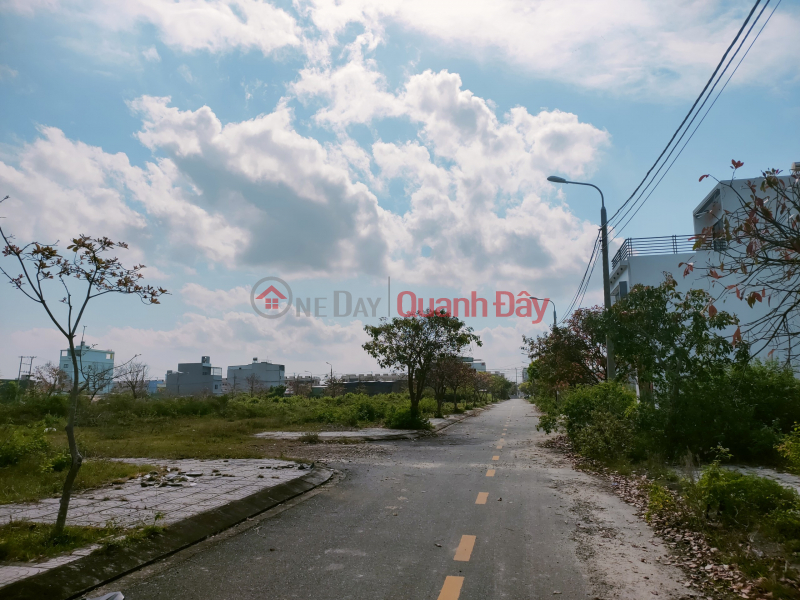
[0,458,310,589]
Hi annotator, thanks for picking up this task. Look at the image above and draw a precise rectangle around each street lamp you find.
[547,175,615,379]
[530,297,556,328]
[325,362,333,380]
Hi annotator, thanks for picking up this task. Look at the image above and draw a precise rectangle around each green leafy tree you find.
[0,208,166,535]
[597,274,744,401]
[489,374,513,400]
[428,356,463,417]
[363,311,481,414]
[522,307,606,397]
[593,275,758,457]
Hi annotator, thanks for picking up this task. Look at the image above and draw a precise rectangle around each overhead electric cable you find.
[557,0,769,324]
[609,0,774,237]
[559,232,601,323]
[611,0,780,237]
[607,0,764,228]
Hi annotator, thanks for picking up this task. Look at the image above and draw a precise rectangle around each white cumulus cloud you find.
[0,126,246,266]
[300,0,800,97]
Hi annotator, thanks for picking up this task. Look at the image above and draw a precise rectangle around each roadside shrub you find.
[559,382,638,461]
[0,394,69,423]
[766,508,800,541]
[385,407,432,430]
[0,424,50,467]
[41,449,71,473]
[531,393,560,433]
[572,409,636,461]
[299,432,321,444]
[646,482,679,524]
[689,462,800,529]
[0,382,18,404]
[778,424,800,473]
[658,361,800,462]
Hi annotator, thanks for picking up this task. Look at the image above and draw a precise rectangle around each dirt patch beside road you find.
[273,440,395,464]
[516,429,698,599]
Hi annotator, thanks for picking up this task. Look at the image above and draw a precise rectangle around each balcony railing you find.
[611,234,698,269]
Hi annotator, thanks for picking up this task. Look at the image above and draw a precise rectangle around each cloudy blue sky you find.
[1,0,798,380]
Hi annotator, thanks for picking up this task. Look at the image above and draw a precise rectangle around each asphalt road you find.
[121,399,591,599]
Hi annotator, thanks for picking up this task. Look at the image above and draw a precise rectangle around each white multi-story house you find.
[609,164,799,365]
[59,341,115,394]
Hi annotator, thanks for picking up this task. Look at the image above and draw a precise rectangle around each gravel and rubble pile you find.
[138,463,311,487]
[541,435,795,600]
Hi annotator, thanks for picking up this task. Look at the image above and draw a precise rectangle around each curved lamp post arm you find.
[530,296,556,327]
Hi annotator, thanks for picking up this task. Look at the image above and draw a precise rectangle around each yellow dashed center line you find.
[475,492,489,504]
[486,469,495,477]
[437,576,465,600]
[454,535,476,561]
[492,455,499,460]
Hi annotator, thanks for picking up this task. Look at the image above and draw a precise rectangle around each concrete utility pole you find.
[546,176,615,380]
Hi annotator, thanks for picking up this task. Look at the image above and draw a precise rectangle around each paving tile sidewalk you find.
[0,458,309,589]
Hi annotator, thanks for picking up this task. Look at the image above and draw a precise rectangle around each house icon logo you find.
[255,285,287,310]
[250,277,293,319]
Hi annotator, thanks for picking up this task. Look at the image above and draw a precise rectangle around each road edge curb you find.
[0,468,334,600]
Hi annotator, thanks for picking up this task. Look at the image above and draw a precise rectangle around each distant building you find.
[165,356,223,396]
[59,341,115,394]
[459,357,486,371]
[227,358,285,392]
[147,379,166,395]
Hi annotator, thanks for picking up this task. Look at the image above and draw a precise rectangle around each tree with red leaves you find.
[692,161,800,362]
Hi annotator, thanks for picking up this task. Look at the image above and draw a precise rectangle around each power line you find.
[610,0,776,237]
[559,232,601,323]
[559,0,774,322]
[607,0,765,229]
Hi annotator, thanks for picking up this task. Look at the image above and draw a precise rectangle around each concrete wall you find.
[611,249,792,364]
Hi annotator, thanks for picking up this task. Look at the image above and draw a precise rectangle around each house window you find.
[106,353,112,360]
[712,218,727,251]
[265,298,279,309]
